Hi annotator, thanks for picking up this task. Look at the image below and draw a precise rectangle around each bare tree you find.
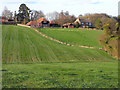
[2,6,13,19]
[46,11,59,21]
[30,10,45,21]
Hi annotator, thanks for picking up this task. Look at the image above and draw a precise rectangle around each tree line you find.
[2,3,118,28]
[2,4,76,25]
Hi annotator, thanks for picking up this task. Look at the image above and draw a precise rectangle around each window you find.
[89,23,91,25]
[43,21,47,23]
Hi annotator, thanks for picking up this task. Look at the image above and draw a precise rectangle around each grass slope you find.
[2,25,116,63]
[38,28,103,48]
[2,25,118,88]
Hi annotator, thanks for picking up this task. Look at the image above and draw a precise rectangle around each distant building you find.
[26,21,39,28]
[62,23,75,28]
[74,18,92,28]
[0,17,17,25]
[37,18,49,28]
[0,17,8,22]
[49,21,60,28]
[26,18,60,28]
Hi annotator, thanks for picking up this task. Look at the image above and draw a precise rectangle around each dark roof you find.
[79,19,91,23]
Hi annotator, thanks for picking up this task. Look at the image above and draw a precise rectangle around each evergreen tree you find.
[18,3,30,24]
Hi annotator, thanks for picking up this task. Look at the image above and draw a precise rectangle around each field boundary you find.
[17,24,103,50]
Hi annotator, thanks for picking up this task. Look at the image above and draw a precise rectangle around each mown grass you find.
[2,25,115,63]
[2,62,118,88]
[38,28,103,48]
[2,25,118,88]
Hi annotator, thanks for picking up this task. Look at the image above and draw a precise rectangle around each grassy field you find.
[2,25,115,63]
[2,62,118,88]
[38,28,103,48]
[2,25,118,88]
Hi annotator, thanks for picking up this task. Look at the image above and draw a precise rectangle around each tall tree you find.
[18,3,30,24]
[14,11,17,22]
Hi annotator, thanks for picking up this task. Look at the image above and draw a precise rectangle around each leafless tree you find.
[46,11,59,21]
[30,10,45,21]
[2,6,13,19]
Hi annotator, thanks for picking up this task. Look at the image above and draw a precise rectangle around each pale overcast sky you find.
[0,0,119,17]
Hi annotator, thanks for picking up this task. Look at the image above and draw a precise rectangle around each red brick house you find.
[26,18,49,28]
[37,18,49,28]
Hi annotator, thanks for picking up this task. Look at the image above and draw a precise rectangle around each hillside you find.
[2,25,118,88]
[38,28,103,48]
[2,25,116,63]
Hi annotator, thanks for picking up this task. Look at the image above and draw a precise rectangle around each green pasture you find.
[38,28,103,48]
[2,25,118,88]
[2,62,118,88]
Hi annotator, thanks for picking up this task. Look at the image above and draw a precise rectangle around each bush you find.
[99,22,120,59]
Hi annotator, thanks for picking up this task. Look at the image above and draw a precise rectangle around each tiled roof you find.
[37,18,48,23]
[26,21,39,26]
[49,21,55,24]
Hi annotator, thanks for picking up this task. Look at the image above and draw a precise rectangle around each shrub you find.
[99,22,120,59]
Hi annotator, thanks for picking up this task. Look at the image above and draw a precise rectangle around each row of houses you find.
[0,16,92,28]
[26,18,92,28]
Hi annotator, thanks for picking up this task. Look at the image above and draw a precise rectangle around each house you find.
[26,18,60,28]
[0,17,17,25]
[26,21,39,28]
[37,18,49,28]
[0,17,8,22]
[74,18,92,28]
[49,21,60,28]
[62,23,75,28]
[26,18,50,28]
